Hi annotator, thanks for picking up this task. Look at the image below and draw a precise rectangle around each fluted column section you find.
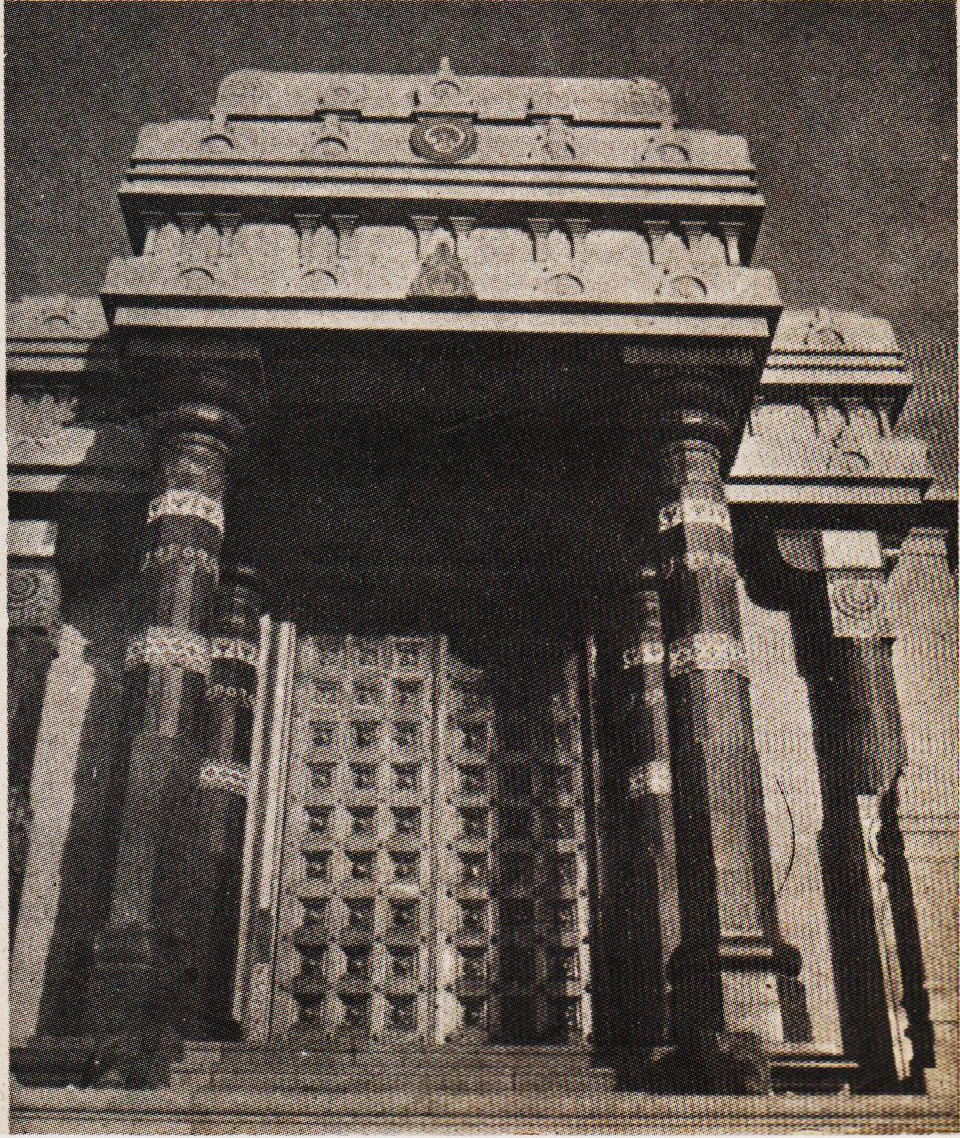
[87,401,245,1061]
[174,565,266,1038]
[653,412,800,1091]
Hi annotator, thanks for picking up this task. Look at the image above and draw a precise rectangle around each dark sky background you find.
[5,1,957,486]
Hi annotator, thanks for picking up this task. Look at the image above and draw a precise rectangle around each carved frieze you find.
[198,759,249,796]
[147,489,226,533]
[106,214,770,312]
[658,498,733,534]
[141,544,220,583]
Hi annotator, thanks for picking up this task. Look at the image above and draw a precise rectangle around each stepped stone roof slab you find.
[213,64,675,126]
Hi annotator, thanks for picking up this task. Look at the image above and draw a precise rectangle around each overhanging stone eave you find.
[117,176,764,231]
[102,297,777,343]
[758,369,915,420]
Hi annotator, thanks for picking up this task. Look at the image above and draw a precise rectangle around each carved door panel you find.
[271,633,441,1042]
[488,652,593,1045]
[263,630,592,1047]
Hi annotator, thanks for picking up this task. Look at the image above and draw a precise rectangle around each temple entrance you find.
[234,628,594,1049]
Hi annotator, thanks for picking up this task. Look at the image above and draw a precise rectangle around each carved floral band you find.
[207,682,257,709]
[667,632,748,679]
[210,636,259,666]
[147,489,225,533]
[125,625,211,675]
[658,498,732,534]
[141,544,220,581]
[621,641,665,670]
[198,760,249,797]
[661,550,738,579]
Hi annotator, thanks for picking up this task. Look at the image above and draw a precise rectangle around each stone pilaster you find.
[649,399,801,1092]
[85,397,248,1078]
[787,528,935,1091]
[172,565,267,1039]
[7,521,62,939]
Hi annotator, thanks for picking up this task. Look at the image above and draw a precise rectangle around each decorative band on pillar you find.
[661,550,739,579]
[667,631,749,679]
[197,760,249,797]
[140,544,221,583]
[207,634,260,708]
[146,488,226,532]
[658,498,732,534]
[621,640,665,670]
[209,636,260,667]
[124,625,211,675]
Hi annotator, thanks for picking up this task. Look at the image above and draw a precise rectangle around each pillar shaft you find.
[653,426,798,1086]
[793,548,934,1090]
[87,402,243,1053]
[174,566,265,1038]
[7,537,62,939]
[593,572,678,1054]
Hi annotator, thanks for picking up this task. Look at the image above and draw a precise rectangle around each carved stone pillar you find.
[650,402,801,1092]
[592,569,679,1061]
[172,565,267,1039]
[85,398,247,1075]
[7,521,62,939]
[786,528,935,1090]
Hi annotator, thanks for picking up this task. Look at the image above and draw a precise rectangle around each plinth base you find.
[10,1082,954,1135]
[641,1039,859,1095]
[11,1031,185,1091]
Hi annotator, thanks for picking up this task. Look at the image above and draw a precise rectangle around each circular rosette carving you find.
[830,577,883,622]
[8,569,40,606]
[410,116,478,164]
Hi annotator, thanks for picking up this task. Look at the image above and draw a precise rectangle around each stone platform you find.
[10,1083,956,1134]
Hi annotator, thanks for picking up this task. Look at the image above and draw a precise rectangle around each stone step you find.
[193,1046,598,1078]
[201,1068,616,1095]
[174,1043,615,1095]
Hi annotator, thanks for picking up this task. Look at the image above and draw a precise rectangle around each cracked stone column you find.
[650,394,802,1092]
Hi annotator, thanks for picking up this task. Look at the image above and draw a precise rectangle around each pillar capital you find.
[621,339,766,465]
[121,332,267,446]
